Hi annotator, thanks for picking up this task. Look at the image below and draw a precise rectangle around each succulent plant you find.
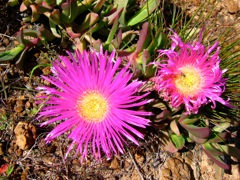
[0,27,55,68]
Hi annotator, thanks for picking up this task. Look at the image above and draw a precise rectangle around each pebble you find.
[224,0,239,14]
[14,122,37,150]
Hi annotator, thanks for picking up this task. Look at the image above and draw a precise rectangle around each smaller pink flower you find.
[153,29,232,114]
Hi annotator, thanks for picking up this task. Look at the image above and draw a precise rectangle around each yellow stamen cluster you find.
[174,65,203,97]
[77,90,108,123]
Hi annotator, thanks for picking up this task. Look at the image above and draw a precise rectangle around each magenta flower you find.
[153,30,231,114]
[37,48,151,160]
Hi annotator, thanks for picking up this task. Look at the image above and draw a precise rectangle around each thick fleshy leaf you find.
[77,0,94,14]
[30,4,40,22]
[189,133,207,144]
[213,122,231,133]
[147,30,167,53]
[104,8,123,25]
[207,132,230,143]
[203,143,230,170]
[178,114,198,125]
[20,1,28,12]
[170,120,180,136]
[65,25,81,38]
[203,143,224,156]
[179,115,210,139]
[78,12,99,32]
[8,0,19,7]
[141,49,151,74]
[161,131,178,153]
[127,0,159,26]
[105,14,119,47]
[181,124,210,139]
[44,0,55,6]
[61,0,78,23]
[0,44,25,61]
[93,0,105,13]
[114,0,128,26]
[49,9,61,25]
[219,145,240,160]
[136,22,150,53]
[112,29,122,49]
[170,133,185,149]
[49,20,61,38]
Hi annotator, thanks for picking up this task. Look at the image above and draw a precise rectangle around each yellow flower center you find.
[174,65,203,97]
[77,90,108,123]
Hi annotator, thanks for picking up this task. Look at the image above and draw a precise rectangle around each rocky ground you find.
[0,0,239,179]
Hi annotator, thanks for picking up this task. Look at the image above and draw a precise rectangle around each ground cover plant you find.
[0,0,240,179]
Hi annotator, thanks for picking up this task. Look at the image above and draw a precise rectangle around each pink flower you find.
[37,48,151,160]
[153,29,232,114]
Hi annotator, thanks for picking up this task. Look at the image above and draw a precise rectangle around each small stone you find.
[110,156,120,169]
[134,152,145,164]
[25,101,31,108]
[14,106,23,113]
[14,122,37,150]
[123,159,131,169]
[224,0,239,13]
[2,38,9,46]
[162,168,172,178]
[42,67,51,76]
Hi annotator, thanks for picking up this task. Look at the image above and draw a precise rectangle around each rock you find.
[14,122,37,150]
[134,152,145,164]
[160,157,193,180]
[42,67,51,76]
[110,156,120,170]
[224,0,239,13]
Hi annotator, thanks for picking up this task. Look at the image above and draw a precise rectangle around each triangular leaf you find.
[170,133,185,149]
[181,124,210,139]
[219,145,240,160]
[203,147,230,170]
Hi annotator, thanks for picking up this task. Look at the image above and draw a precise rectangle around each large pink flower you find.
[37,48,151,160]
[153,30,231,114]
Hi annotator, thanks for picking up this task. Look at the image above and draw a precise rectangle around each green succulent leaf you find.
[207,131,230,143]
[170,133,185,149]
[49,9,61,25]
[179,114,210,139]
[20,1,28,12]
[114,0,128,26]
[30,4,40,22]
[105,14,119,50]
[56,0,64,5]
[44,0,55,6]
[182,124,210,139]
[93,0,105,13]
[49,20,61,38]
[161,131,178,153]
[219,145,240,160]
[0,44,25,61]
[203,143,230,170]
[147,30,166,53]
[8,0,19,7]
[78,12,99,33]
[213,122,231,133]
[179,114,198,125]
[61,0,79,23]
[127,0,160,26]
